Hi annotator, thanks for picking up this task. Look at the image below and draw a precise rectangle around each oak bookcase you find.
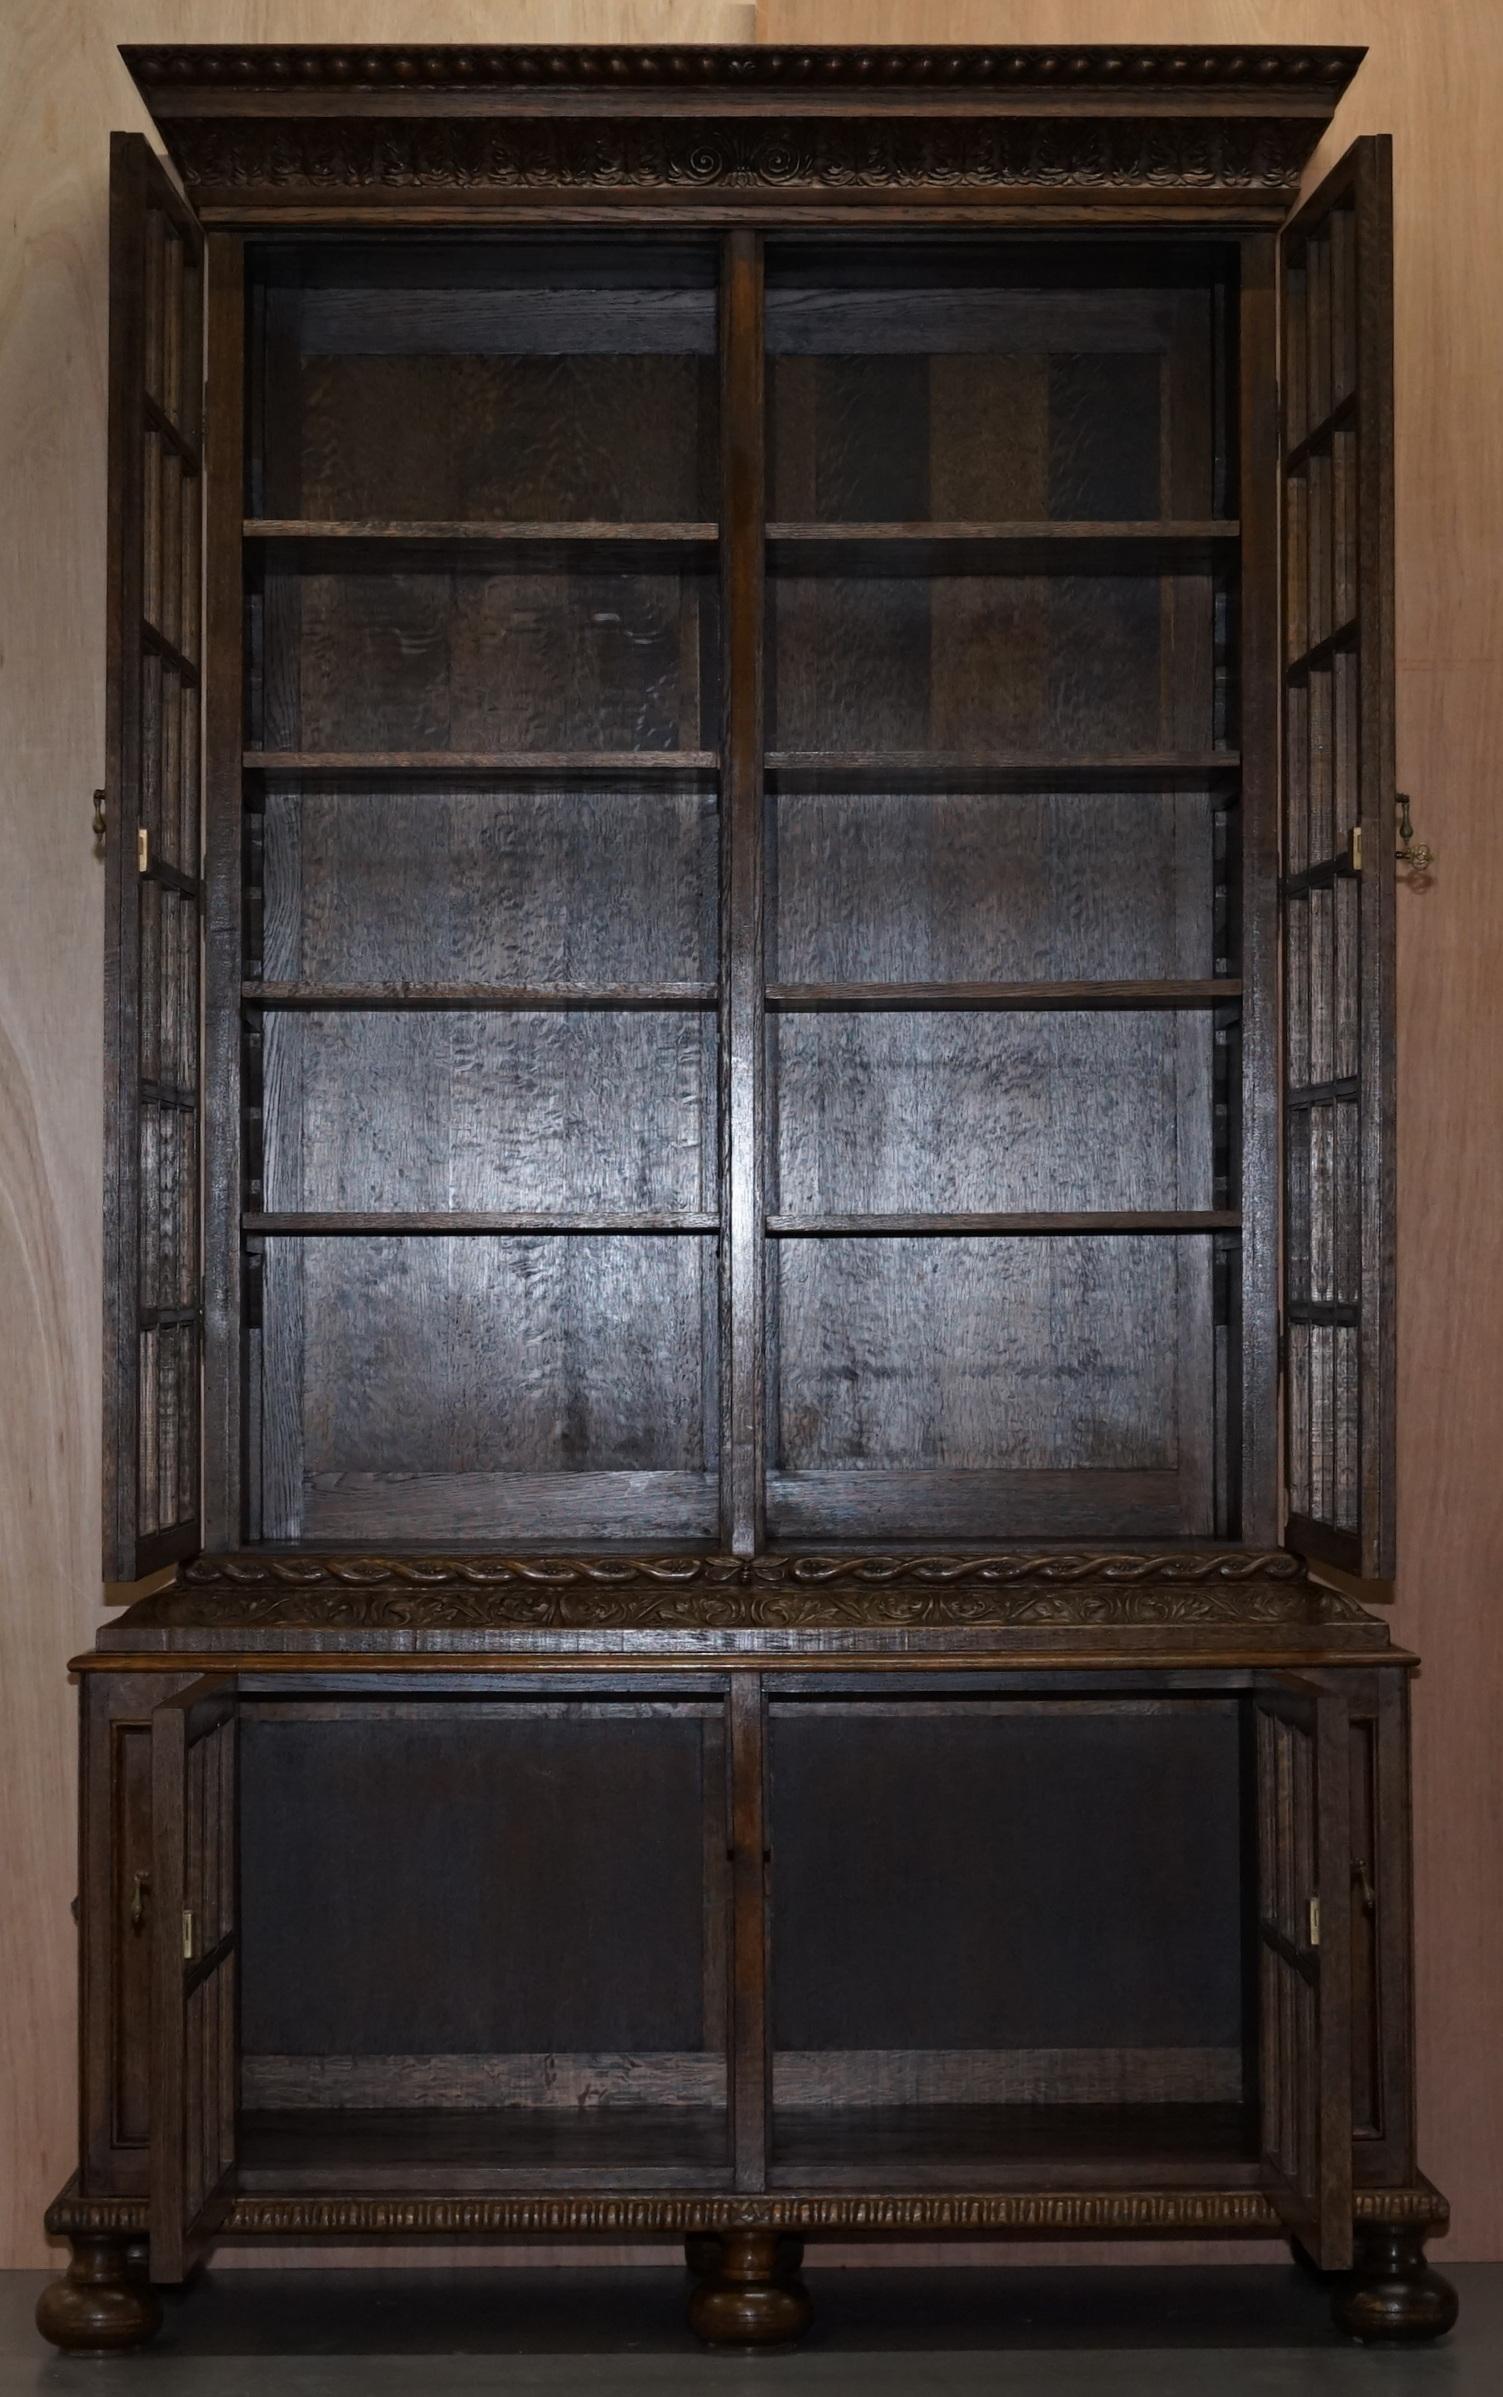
[37,43,1455,2359]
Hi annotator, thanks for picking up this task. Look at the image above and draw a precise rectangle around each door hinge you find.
[137,825,151,874]
[1308,1896,1322,1949]
[182,1907,195,1962]
[1347,824,1362,873]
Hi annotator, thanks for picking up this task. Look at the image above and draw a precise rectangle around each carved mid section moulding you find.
[93,1551,1392,1658]
[123,44,1360,216]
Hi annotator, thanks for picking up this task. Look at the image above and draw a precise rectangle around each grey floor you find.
[2,2264,1496,2395]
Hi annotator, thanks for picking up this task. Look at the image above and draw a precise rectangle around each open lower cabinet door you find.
[1254,1679,1352,2269]
[150,1680,238,2282]
[1279,136,1397,1583]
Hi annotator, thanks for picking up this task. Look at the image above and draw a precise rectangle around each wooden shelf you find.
[245,519,717,571]
[769,2101,1258,2190]
[242,982,718,1013]
[243,752,718,782]
[239,2106,731,2194]
[766,752,1240,796]
[767,1211,1240,1238]
[767,980,1243,1014]
[767,521,1239,576]
[245,1211,719,1236]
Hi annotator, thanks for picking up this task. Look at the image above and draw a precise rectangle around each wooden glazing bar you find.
[1235,231,1283,1549]
[142,619,199,684]
[1283,388,1358,474]
[146,388,202,471]
[728,1673,769,2193]
[201,236,246,1553]
[1285,615,1359,681]
[766,980,1242,1013]
[241,981,718,1012]
[719,228,767,1558]
[1283,852,1358,898]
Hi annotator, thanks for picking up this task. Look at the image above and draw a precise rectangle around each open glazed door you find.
[1279,138,1396,1580]
[150,1680,238,2282]
[1254,1679,1352,2269]
[103,134,205,1579]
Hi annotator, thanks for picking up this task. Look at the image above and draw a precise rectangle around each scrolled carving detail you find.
[165,115,1312,200]
[181,1549,1309,1591]
[128,1550,1367,1635]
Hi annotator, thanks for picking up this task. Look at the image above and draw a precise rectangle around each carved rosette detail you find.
[165,116,1312,200]
[44,2181,1449,2241]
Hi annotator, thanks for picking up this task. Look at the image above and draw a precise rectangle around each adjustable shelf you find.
[766,980,1243,1014]
[245,1211,719,1236]
[242,982,719,1012]
[766,521,1240,575]
[243,752,718,782]
[767,1211,1241,1237]
[766,752,1241,795]
[245,519,717,571]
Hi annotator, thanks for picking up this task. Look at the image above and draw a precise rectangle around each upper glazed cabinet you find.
[100,46,1395,1584]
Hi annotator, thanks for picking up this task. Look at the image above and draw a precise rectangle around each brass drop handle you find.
[1396,793,1434,874]
[1354,1858,1376,1916]
[130,1870,151,1931]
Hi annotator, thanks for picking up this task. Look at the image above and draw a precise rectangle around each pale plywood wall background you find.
[1,0,1499,2275]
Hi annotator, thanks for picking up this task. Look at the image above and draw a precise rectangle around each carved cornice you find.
[159,115,1312,205]
[123,46,1363,101]
[45,2178,1449,2241]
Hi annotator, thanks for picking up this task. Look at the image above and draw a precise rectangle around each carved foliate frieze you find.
[113,1549,1371,1635]
[166,115,1311,202]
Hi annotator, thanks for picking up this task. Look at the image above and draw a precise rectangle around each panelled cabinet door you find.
[1279,137,1396,1581]
[149,1679,238,2283]
[1254,1678,1353,2270]
[103,133,206,1580]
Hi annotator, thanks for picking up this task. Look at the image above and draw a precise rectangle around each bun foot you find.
[684,2230,805,2281]
[1332,2227,1459,2344]
[36,2234,163,2356]
[687,2227,813,2348]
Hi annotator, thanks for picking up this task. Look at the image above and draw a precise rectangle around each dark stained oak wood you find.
[767,980,1241,1012]
[73,51,1437,2368]
[245,1211,719,1236]
[766,751,1239,794]
[767,1211,1240,1237]
[767,521,1239,575]
[242,981,718,1011]
[246,752,718,777]
[247,520,718,572]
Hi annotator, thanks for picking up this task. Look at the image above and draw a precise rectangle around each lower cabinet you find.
[42,1662,1455,2355]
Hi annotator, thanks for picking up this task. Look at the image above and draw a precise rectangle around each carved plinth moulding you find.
[46,2178,1449,2243]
